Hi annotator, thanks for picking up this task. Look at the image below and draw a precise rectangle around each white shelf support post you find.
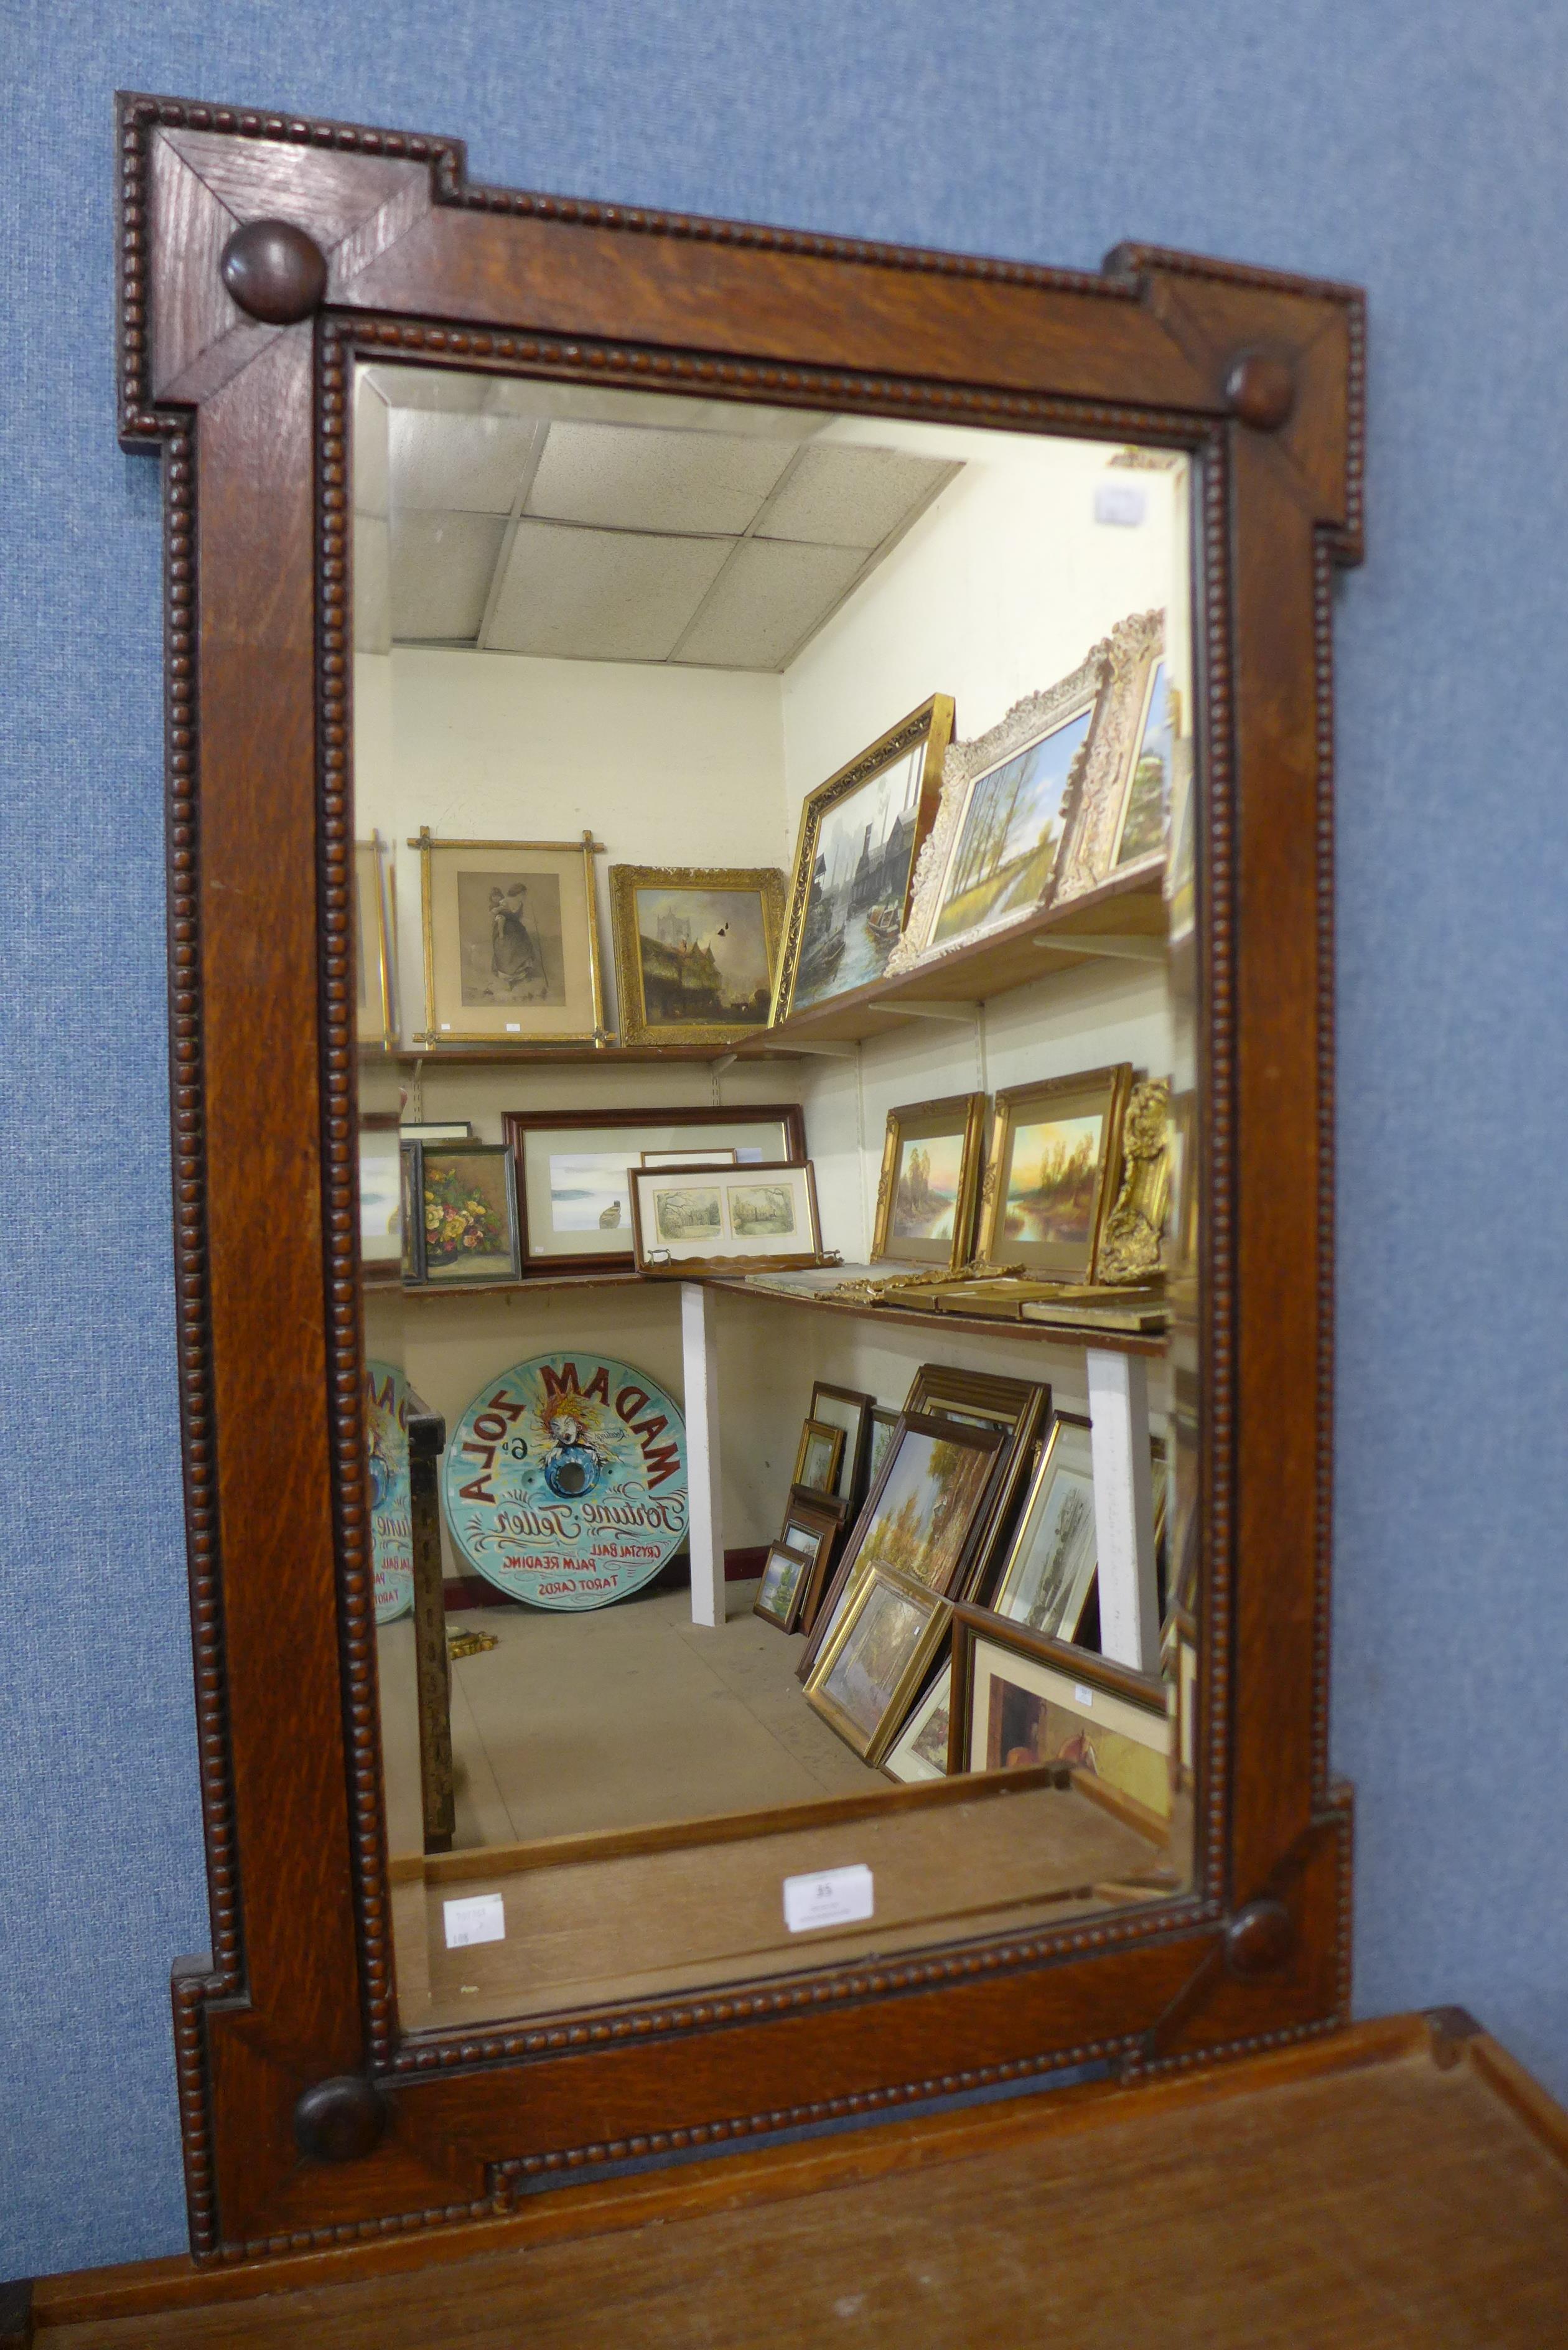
[681,1280,725,1627]
[1087,1349,1160,1674]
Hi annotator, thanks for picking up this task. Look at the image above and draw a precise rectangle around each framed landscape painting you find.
[976,1064,1134,1281]
[610,864,784,1047]
[773,695,954,1021]
[805,1565,951,1766]
[413,829,607,1046]
[989,1413,1098,1643]
[870,1091,986,1273]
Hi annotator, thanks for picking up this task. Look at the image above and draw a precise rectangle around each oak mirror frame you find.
[117,90,1361,2265]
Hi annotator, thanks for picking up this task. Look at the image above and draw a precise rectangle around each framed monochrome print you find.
[609,864,784,1047]
[798,1410,1004,1680]
[772,694,954,1021]
[882,1664,953,1785]
[406,1141,521,1288]
[948,1606,1170,1825]
[355,835,397,1052]
[752,1540,814,1633]
[629,1161,822,1273]
[805,1565,952,1766]
[989,1412,1098,1642]
[976,1064,1134,1281]
[503,1106,806,1276]
[791,1416,845,1497]
[871,1091,986,1273]
[413,828,607,1046]
[358,1113,403,1283]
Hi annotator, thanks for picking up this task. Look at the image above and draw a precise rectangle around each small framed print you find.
[355,834,397,1052]
[871,1092,986,1273]
[640,1148,739,1170]
[408,1141,521,1286]
[864,1404,900,1491]
[805,1565,952,1766]
[778,1487,849,1638]
[791,1416,844,1497]
[989,1413,1098,1644]
[609,864,784,1048]
[630,1161,823,1273]
[773,694,954,1021]
[752,1540,814,1632]
[358,1113,403,1281]
[505,1107,805,1277]
[976,1064,1134,1282]
[412,828,607,1046]
[948,1605,1170,1825]
[881,1664,953,1784]
[806,1380,876,1509]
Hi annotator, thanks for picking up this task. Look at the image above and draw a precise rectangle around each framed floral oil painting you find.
[413,828,607,1046]
[610,865,784,1047]
[773,695,954,1020]
[870,1091,986,1273]
[976,1064,1134,1281]
[408,1141,521,1286]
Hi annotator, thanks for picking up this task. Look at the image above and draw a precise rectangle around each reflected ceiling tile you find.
[674,540,867,670]
[390,411,541,515]
[525,423,796,535]
[389,512,506,642]
[487,523,734,660]
[756,446,954,549]
[354,513,391,653]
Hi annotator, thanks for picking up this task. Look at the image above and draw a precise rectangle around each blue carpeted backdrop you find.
[3,0,1566,2280]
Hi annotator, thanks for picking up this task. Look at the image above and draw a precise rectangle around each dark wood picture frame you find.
[404,1139,521,1288]
[945,1601,1169,1783]
[502,1103,806,1275]
[118,90,1361,2265]
[779,1486,852,1638]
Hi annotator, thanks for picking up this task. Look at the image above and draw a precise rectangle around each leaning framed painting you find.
[610,864,784,1047]
[118,88,1360,2272]
[413,828,608,1046]
[976,1064,1134,1282]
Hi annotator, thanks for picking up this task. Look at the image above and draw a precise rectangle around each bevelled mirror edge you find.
[116,89,1362,2262]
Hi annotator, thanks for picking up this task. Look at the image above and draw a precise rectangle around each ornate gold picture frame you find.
[610,863,785,1047]
[871,1090,987,1273]
[353,833,396,1052]
[977,1064,1134,1281]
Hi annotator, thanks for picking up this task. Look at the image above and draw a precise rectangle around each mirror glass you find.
[352,363,1201,2033]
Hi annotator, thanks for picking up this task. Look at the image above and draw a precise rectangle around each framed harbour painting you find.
[773,695,954,1021]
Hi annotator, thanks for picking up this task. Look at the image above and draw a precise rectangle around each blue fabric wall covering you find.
[3,0,1565,2280]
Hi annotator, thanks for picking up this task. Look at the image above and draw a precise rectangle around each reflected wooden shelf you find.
[707,1275,1169,1357]
[365,1269,646,1301]
[358,871,1167,1073]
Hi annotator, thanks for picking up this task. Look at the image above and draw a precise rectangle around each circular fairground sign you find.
[364,1360,414,1624]
[442,1352,688,1611]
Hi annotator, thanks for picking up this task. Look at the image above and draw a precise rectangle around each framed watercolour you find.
[778,1487,851,1637]
[630,1161,823,1273]
[503,1107,806,1276]
[989,1413,1098,1643]
[797,1410,1004,1681]
[412,828,607,1046]
[355,833,396,1052]
[948,1606,1171,1825]
[609,864,784,1047]
[901,1364,1051,1609]
[772,695,954,1020]
[805,1565,952,1766]
[976,1065,1134,1281]
[358,1113,404,1282]
[752,1540,814,1632]
[865,1403,900,1492]
[882,1664,953,1785]
[791,1416,844,1497]
[871,1091,986,1273]
[806,1380,876,1510]
[407,1141,521,1287]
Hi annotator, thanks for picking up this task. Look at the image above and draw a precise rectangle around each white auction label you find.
[1093,482,1147,528]
[1074,1685,1094,1707]
[443,1892,506,1950]
[783,1863,874,1934]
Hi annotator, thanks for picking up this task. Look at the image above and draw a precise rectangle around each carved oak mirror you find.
[119,90,1361,2262]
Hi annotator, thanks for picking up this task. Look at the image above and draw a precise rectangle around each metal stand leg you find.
[1087,1349,1159,1674]
[681,1281,724,1627]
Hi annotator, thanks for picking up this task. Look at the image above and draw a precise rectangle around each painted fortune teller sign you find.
[365,1359,414,1624]
[442,1352,688,1609]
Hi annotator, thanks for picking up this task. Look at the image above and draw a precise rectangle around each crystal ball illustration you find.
[544,1441,600,1499]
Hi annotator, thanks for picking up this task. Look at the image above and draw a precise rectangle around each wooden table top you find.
[32,2010,1568,2348]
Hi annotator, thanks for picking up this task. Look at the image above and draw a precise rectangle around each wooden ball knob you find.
[1225,350,1295,432]
[1224,1897,1295,1978]
[293,2072,386,2163]
[220,218,328,325]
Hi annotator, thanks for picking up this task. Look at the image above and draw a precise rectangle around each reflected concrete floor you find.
[444,1580,882,1850]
